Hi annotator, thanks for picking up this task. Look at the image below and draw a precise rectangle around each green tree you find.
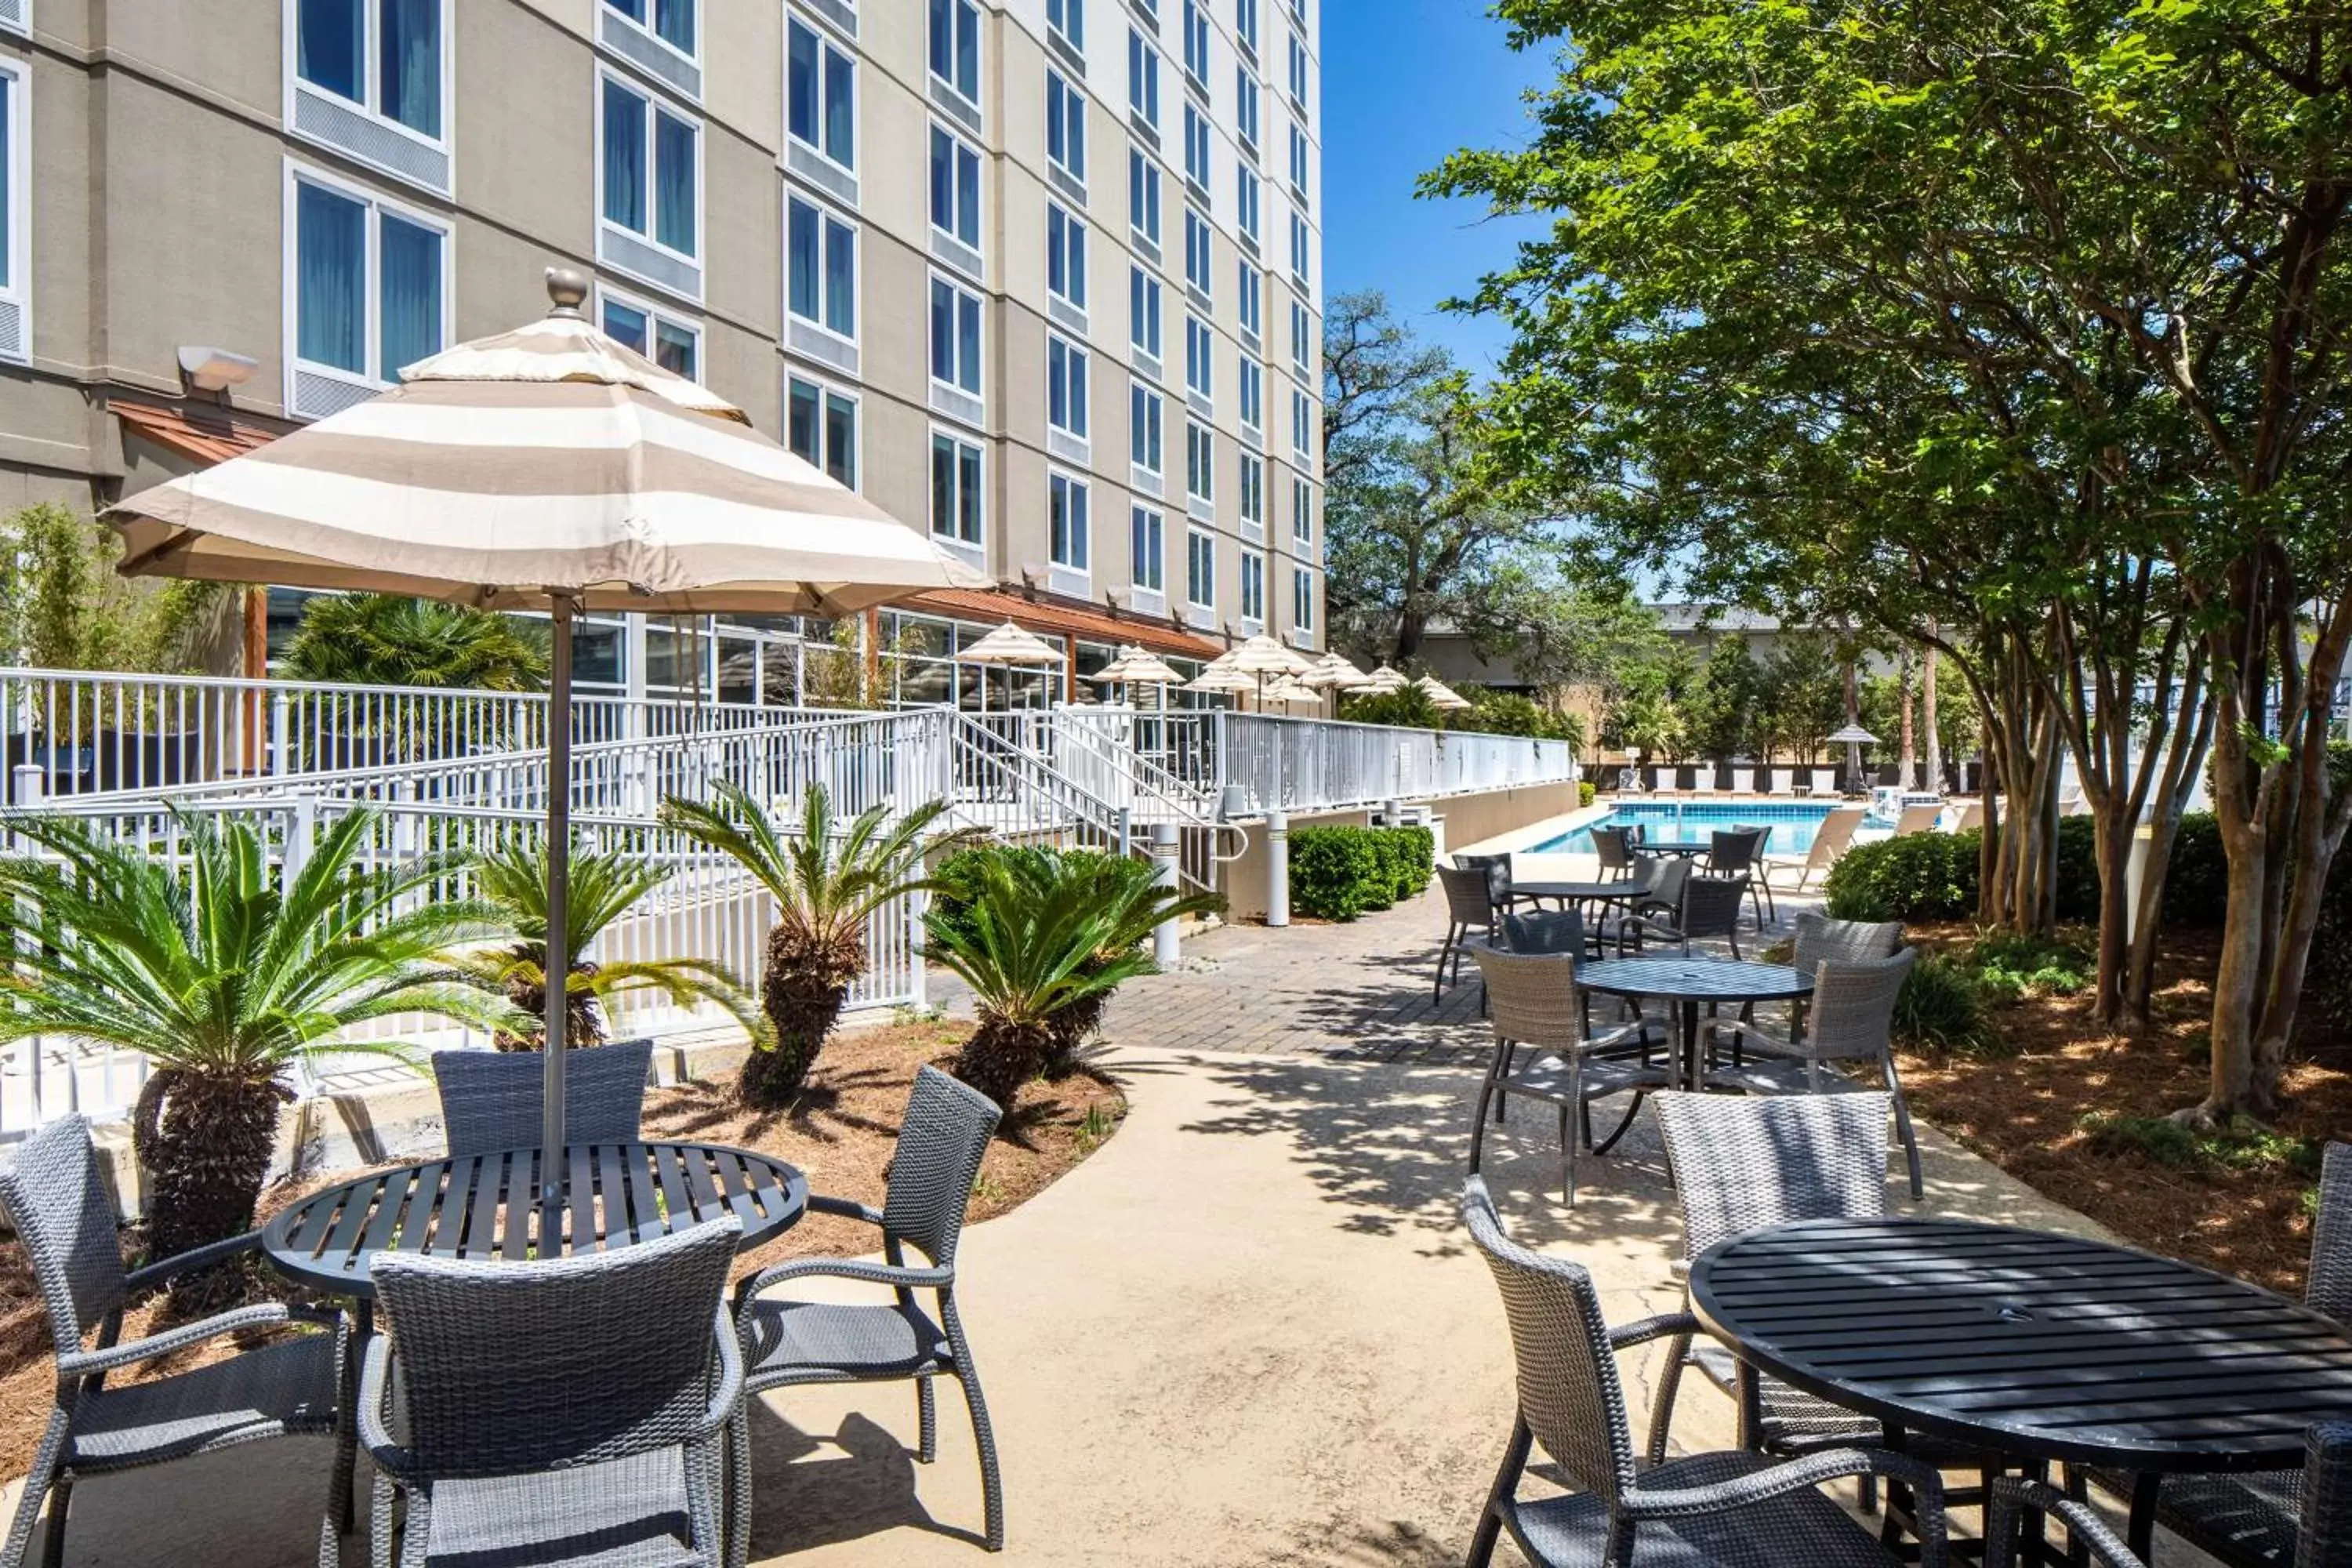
[0,503,227,677]
[283,593,548,691]
[1686,637,1765,761]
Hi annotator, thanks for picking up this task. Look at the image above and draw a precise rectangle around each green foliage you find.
[1578,781,1597,808]
[1339,686,1442,731]
[1891,954,2004,1057]
[1964,929,2091,1001]
[1289,827,1385,921]
[0,503,228,677]
[284,593,548,691]
[2081,1114,2326,1181]
[1453,685,1584,743]
[1824,829,1982,923]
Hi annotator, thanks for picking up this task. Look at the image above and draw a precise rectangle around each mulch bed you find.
[0,1018,1126,1483]
[1896,922,2351,1297]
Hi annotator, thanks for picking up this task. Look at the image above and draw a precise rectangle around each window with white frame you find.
[1049,335,1090,440]
[1292,565,1314,632]
[1240,548,1264,622]
[0,58,26,361]
[929,125,982,249]
[1185,315,1213,401]
[1128,146,1162,245]
[1049,0,1085,53]
[291,0,448,170]
[1292,475,1312,547]
[288,167,448,408]
[1131,505,1165,592]
[1181,0,1210,85]
[1236,0,1259,53]
[786,195,857,340]
[1289,211,1311,281]
[1047,70,1087,183]
[601,71,699,260]
[930,430,983,543]
[1131,267,1163,358]
[1235,65,1260,151]
[1186,528,1215,608]
[1183,208,1213,296]
[1047,204,1088,310]
[1131,382,1165,474]
[1182,103,1211,188]
[1239,358,1262,433]
[1287,29,1308,104]
[1290,297,1312,375]
[1288,121,1309,198]
[1186,420,1214,502]
[1237,165,1261,245]
[606,0,695,59]
[1050,471,1091,571]
[1291,386,1314,464]
[1239,451,1265,527]
[787,375,858,487]
[929,274,982,395]
[929,0,980,103]
[600,288,698,378]
[1127,27,1161,128]
[786,14,855,171]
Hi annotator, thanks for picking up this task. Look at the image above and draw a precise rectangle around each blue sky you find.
[1320,2,1557,376]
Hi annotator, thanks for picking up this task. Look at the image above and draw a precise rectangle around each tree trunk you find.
[751,923,863,1109]
[1922,626,1942,793]
[954,1010,1052,1111]
[132,1068,289,1310]
[1897,651,1917,791]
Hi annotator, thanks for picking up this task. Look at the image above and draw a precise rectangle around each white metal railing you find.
[1216,713,1577,815]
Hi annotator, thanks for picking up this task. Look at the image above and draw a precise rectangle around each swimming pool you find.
[1535,802,1854,858]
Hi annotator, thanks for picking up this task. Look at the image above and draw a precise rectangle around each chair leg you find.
[917,1371,939,1464]
[1467,1421,1532,1568]
[35,1479,67,1568]
[728,1410,753,1568]
[946,1319,1005,1552]
[1885,1055,1926,1199]
[1644,1331,1692,1465]
[1587,1092,1645,1156]
[1494,1042,1515,1123]
[1434,926,1458,1002]
[1,1410,65,1568]
[1468,1075,1497,1174]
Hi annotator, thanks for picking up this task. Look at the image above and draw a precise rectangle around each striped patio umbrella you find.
[104,267,986,1195]
[959,620,1063,712]
[1360,664,1412,694]
[1417,675,1474,710]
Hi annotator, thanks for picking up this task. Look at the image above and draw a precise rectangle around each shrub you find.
[2081,1112,2325,1179]
[1891,953,2005,1056]
[1965,928,2091,1000]
[1374,824,1435,902]
[1287,826,1434,921]
[1824,829,1981,922]
[1578,780,1598,808]
[2160,812,2227,927]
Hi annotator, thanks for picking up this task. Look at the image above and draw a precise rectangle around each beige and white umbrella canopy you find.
[1218,633,1317,678]
[1088,646,1185,686]
[959,620,1062,712]
[1417,674,1474,710]
[1264,676,1321,706]
[1185,665,1256,699]
[1300,652,1377,692]
[1360,664,1412,694]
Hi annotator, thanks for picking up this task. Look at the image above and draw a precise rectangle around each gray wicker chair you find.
[735,1065,1006,1555]
[432,1039,655,1157]
[1468,948,1668,1203]
[1592,825,1638,880]
[362,1214,745,1568]
[1618,872,1751,959]
[1699,947,1926,1198]
[0,1114,350,1568]
[1988,1423,2352,1567]
[1706,827,1774,924]
[1503,907,1588,960]
[1791,912,1904,969]
[1437,862,1501,1001]
[1460,1175,1947,1568]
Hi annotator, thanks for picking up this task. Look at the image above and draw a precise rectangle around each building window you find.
[1184,208,1213,297]
[786,14,855,170]
[929,0,980,103]
[1131,267,1163,358]
[1239,358,1262,433]
[1047,71,1087,183]
[1049,0,1085,52]
[1292,476,1312,547]
[929,274,983,395]
[1240,549,1265,622]
[606,0,695,58]
[1237,165,1261,245]
[600,287,699,377]
[1048,204,1088,310]
[1131,382,1165,474]
[1292,565,1314,632]
[1132,506,1165,592]
[1287,29,1308,106]
[1186,421,1214,503]
[289,168,448,401]
[1238,260,1262,339]
[1182,103,1211,188]
[294,0,446,140]
[1185,316,1213,402]
[1049,335,1091,440]
[1186,528,1215,609]
[1235,66,1260,151]
[1240,452,1265,527]
[1236,0,1259,53]
[0,59,25,360]
[1128,147,1162,245]
[1288,121,1308,198]
[1182,0,1210,84]
[601,72,699,260]
[929,125,982,249]
[931,430,984,544]
[1051,472,1091,571]
[1127,28,1161,128]
[787,195,857,340]
[1291,387,1314,464]
[788,375,859,487]
[1290,297,1312,375]
[1289,210,1311,282]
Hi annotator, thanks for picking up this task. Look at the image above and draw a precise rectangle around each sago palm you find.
[660,784,972,1106]
[0,808,519,1300]
[462,836,760,1051]
[921,848,1221,1109]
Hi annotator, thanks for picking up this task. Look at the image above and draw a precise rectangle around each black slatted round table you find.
[1576,956,1811,1091]
[1692,1216,2352,1559]
[263,1141,808,1298]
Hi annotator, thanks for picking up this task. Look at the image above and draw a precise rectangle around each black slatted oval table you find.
[1576,956,1811,1091]
[263,1141,808,1298]
[1691,1216,2352,1559]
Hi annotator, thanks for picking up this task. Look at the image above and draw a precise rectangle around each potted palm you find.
[660,783,971,1107]
[0,808,521,1302]
[922,848,1221,1109]
[460,835,760,1050]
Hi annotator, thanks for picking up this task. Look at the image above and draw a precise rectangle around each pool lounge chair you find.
[1728,766,1755,794]
[1762,805,1866,893]
[1809,766,1839,796]
[1769,767,1795,795]
[1893,803,1943,837]
[1951,800,1984,833]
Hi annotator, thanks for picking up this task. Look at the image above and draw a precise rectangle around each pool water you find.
[1536,802,1854,858]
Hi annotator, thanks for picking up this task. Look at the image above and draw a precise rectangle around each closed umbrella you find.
[106,267,987,1201]
[1828,723,1879,794]
[1417,675,1473,711]
[960,619,1063,712]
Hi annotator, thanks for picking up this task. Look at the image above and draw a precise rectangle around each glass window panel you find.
[296,182,367,373]
[957,444,982,540]
[956,292,982,394]
[930,279,953,382]
[787,21,818,146]
[825,393,856,486]
[824,220,855,336]
[0,78,12,290]
[931,434,954,535]
[603,299,649,352]
[298,0,364,101]
[788,199,819,321]
[654,109,696,254]
[655,321,695,377]
[955,143,979,245]
[790,379,822,465]
[379,0,441,136]
[377,212,442,377]
[823,45,855,165]
[602,79,647,232]
[930,129,954,234]
[655,0,695,54]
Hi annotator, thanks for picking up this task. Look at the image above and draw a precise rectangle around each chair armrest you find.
[56,1301,294,1378]
[122,1229,265,1294]
[692,1306,746,1440]
[807,1194,886,1227]
[1984,1477,2141,1568]
[1584,1017,1653,1053]
[1607,1311,1700,1351]
[736,1255,953,1308]
[1625,1446,1948,1559]
[1697,1015,1794,1054]
[356,1336,420,1483]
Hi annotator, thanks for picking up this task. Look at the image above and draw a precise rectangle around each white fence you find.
[1131,711,1578,816]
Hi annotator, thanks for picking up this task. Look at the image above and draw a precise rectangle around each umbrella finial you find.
[544,267,590,319]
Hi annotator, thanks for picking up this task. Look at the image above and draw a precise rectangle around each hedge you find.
[1290,825,1433,921]
[1820,809,2238,929]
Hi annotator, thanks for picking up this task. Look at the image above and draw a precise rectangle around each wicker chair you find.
[1618,872,1751,960]
[1503,907,1588,960]
[1792,912,1904,970]
[1592,825,1638,880]
[363,1216,745,1568]
[1706,827,1774,924]
[1436,862,1501,1001]
[1700,947,1926,1198]
[432,1039,655,1157]
[0,1114,350,1568]
[1988,1424,2352,1568]
[1468,948,1668,1203]
[1460,1175,1947,1568]
[735,1065,1007,1555]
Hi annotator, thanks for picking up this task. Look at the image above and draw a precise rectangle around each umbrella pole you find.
[542,590,575,1213]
